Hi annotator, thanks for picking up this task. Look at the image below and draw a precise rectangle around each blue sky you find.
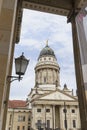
[9,9,76,100]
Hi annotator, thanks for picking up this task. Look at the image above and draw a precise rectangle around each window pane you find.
[73,120,76,128]
[47,120,50,128]
[17,126,20,130]
[23,126,25,130]
[9,114,12,125]
[72,109,75,113]
[28,116,31,121]
[18,116,25,122]
[23,116,25,121]
[37,120,42,129]
[37,109,41,112]
[44,77,46,83]
[46,109,50,112]
[28,126,30,130]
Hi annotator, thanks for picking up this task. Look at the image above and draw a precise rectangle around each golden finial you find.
[46,40,48,46]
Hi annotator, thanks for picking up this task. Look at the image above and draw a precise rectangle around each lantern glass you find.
[15,53,29,77]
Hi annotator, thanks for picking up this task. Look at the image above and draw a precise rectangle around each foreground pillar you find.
[0,0,18,130]
[0,0,3,13]
[70,9,87,130]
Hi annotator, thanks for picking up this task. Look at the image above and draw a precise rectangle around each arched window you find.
[44,77,46,83]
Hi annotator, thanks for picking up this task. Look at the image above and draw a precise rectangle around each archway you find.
[0,0,87,130]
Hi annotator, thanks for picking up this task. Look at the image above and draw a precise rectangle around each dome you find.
[38,44,56,59]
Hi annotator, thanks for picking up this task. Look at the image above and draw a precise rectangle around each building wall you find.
[6,108,32,130]
[32,104,53,130]
[31,104,81,130]
[35,56,60,85]
[60,105,81,130]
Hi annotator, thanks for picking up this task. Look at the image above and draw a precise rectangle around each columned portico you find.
[0,0,87,130]
[0,0,3,13]
[71,12,87,129]
[29,41,81,129]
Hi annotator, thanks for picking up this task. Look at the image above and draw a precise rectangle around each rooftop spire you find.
[46,39,48,46]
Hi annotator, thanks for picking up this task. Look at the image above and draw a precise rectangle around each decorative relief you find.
[22,1,68,16]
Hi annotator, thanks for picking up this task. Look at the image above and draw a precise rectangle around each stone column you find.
[59,106,62,129]
[41,69,42,84]
[70,9,87,129]
[52,105,55,129]
[35,71,38,85]
[0,0,3,13]
[0,0,18,130]
[44,105,46,128]
[52,69,54,83]
[32,104,36,130]
[46,68,48,84]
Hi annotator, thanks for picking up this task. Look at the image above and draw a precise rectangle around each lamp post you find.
[7,52,29,83]
[36,122,46,130]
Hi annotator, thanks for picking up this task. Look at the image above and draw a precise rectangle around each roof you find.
[38,45,56,59]
[8,100,27,108]
[31,89,78,104]
[23,0,84,16]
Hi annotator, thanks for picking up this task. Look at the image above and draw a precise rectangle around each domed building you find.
[27,43,81,130]
[6,43,81,130]
[35,43,60,90]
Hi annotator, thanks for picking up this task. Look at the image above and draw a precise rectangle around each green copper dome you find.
[38,45,56,59]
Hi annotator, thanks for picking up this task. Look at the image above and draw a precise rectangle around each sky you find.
[9,9,77,100]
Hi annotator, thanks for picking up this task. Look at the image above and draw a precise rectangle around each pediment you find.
[38,90,77,101]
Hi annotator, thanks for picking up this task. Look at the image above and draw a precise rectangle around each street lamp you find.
[36,122,46,130]
[7,52,29,82]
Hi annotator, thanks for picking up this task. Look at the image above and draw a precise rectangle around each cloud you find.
[9,9,77,99]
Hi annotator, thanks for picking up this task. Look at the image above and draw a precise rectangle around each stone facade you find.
[28,44,81,130]
[6,44,81,130]
[6,100,32,130]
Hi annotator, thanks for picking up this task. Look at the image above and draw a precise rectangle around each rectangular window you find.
[73,120,76,128]
[18,116,25,122]
[47,120,50,128]
[22,126,25,130]
[9,114,12,125]
[46,109,50,112]
[37,109,41,112]
[37,120,41,124]
[17,126,20,130]
[28,126,30,130]
[44,77,46,83]
[23,116,25,121]
[72,109,75,113]
[37,120,42,129]
[28,116,31,121]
